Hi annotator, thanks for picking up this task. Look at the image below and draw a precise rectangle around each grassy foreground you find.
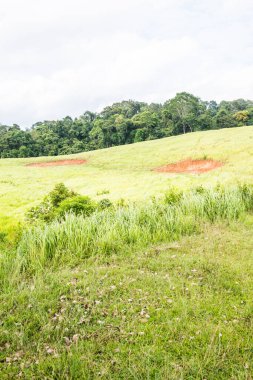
[1,126,253,231]
[0,185,253,378]
[1,218,253,379]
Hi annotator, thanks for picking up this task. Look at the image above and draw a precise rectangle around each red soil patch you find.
[26,159,87,167]
[154,159,223,174]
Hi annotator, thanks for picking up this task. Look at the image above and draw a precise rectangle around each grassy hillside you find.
[1,126,253,230]
[1,127,253,378]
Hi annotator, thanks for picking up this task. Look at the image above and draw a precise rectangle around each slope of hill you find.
[1,126,253,229]
[1,126,253,378]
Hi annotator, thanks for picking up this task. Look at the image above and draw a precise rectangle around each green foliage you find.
[215,108,237,129]
[98,198,113,210]
[233,110,250,125]
[26,183,95,222]
[26,183,77,222]
[26,183,114,223]
[163,92,206,134]
[26,198,54,223]
[134,128,148,142]
[1,95,253,158]
[15,184,253,275]
[164,187,183,205]
[48,182,76,208]
[57,195,97,217]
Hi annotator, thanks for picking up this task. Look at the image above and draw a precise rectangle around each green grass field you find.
[1,126,253,230]
[1,217,253,379]
[1,126,253,379]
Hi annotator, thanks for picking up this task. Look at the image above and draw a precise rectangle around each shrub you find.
[98,198,113,210]
[48,183,76,207]
[26,183,115,223]
[26,183,78,222]
[26,199,54,222]
[57,196,97,217]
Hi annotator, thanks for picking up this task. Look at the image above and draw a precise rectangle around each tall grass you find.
[2,184,250,284]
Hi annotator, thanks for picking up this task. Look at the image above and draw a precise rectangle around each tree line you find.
[1,92,253,158]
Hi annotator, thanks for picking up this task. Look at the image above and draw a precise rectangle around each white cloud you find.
[0,0,252,127]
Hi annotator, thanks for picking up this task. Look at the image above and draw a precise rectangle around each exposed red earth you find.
[154,159,223,174]
[26,159,87,167]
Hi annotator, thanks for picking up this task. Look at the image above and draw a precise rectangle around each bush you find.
[48,183,76,207]
[26,199,54,222]
[26,183,116,223]
[98,198,113,210]
[57,196,97,217]
[26,183,78,222]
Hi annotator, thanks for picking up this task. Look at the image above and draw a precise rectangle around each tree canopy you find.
[1,93,253,158]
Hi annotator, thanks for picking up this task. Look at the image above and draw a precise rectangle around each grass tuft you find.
[0,184,251,286]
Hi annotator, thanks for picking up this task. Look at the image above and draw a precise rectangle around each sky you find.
[0,0,253,127]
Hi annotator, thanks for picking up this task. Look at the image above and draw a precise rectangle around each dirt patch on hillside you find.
[154,159,223,174]
[26,159,87,167]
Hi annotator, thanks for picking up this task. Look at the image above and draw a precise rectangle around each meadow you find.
[1,183,253,378]
[1,125,253,232]
[1,126,253,379]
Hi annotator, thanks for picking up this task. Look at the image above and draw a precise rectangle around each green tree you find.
[163,92,206,134]
[215,109,237,129]
[233,110,250,126]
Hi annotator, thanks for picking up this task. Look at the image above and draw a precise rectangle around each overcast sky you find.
[0,0,253,127]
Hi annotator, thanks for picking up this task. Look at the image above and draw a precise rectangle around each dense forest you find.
[1,92,253,158]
